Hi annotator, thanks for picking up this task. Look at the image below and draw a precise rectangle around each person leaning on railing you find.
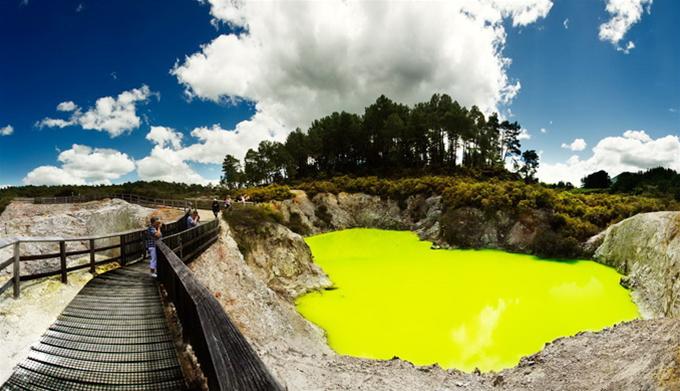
[146,216,162,278]
[186,210,200,228]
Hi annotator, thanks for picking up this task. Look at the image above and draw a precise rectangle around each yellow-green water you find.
[295,228,639,372]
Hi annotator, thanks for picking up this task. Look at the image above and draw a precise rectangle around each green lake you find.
[295,228,639,372]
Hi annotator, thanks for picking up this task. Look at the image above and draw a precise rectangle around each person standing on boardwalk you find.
[211,198,220,218]
[187,210,200,228]
[146,216,162,278]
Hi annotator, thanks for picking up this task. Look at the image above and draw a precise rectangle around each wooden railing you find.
[28,193,256,211]
[0,211,190,299]
[156,221,284,391]
[31,193,193,209]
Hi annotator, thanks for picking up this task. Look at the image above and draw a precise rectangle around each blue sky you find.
[0,0,678,186]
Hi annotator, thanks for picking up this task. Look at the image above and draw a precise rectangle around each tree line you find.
[221,94,539,188]
[581,167,680,200]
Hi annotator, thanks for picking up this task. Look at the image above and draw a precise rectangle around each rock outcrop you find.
[594,211,680,318]
[227,219,332,299]
[274,190,549,253]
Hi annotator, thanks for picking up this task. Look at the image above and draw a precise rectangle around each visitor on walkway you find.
[187,210,200,228]
[211,198,220,218]
[146,216,162,278]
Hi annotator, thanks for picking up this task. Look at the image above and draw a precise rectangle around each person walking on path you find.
[187,210,200,228]
[211,198,220,218]
[146,216,162,278]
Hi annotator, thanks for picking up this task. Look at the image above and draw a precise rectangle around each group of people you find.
[146,209,201,277]
[147,194,254,277]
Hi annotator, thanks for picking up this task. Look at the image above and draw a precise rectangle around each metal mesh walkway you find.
[1,262,187,391]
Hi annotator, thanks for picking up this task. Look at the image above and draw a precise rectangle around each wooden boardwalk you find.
[1,262,187,391]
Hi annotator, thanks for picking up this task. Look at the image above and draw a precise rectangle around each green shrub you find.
[227,184,293,202]
[222,203,284,234]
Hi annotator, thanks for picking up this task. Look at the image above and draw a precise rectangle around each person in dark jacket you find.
[211,199,220,218]
[146,216,162,278]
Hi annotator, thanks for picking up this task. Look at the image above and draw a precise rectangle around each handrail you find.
[0,195,192,299]
[156,220,284,391]
[29,193,193,209]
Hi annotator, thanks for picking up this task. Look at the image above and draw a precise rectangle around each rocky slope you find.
[190,211,680,390]
[273,190,549,254]
[593,211,680,318]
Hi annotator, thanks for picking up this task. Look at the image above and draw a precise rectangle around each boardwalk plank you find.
[1,262,187,391]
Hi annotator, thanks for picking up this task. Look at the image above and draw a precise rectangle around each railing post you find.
[178,235,183,261]
[59,240,67,284]
[89,238,96,274]
[120,235,127,266]
[13,242,20,298]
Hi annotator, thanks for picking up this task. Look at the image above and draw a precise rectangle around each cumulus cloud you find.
[518,129,531,140]
[136,146,210,185]
[23,144,135,185]
[0,125,13,136]
[57,101,78,112]
[146,126,184,150]
[540,127,547,134]
[37,85,156,137]
[136,126,216,184]
[561,138,587,151]
[538,130,680,184]
[173,0,552,159]
[599,0,652,53]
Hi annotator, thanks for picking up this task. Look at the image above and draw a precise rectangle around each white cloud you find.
[57,101,78,112]
[174,0,552,159]
[37,85,156,137]
[518,129,531,140]
[561,138,587,151]
[563,18,569,29]
[538,130,680,184]
[136,146,209,184]
[0,125,13,136]
[23,144,135,185]
[135,120,280,184]
[146,126,184,150]
[617,40,636,54]
[540,127,547,134]
[23,166,85,186]
[599,0,652,52]
[136,126,215,184]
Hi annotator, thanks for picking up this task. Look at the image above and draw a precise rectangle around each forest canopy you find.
[221,94,538,188]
